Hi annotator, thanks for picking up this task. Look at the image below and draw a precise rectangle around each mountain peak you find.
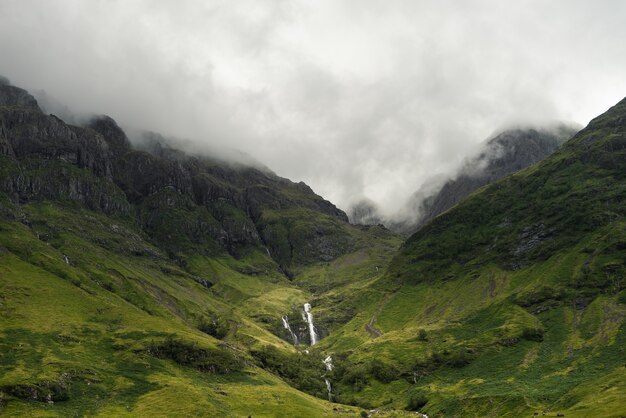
[583,95,626,133]
[87,115,131,156]
[0,81,40,110]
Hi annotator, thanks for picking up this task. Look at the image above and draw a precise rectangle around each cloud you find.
[1,0,626,215]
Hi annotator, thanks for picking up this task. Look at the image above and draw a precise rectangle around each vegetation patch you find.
[251,345,328,399]
[0,374,73,403]
[145,337,243,374]
[197,316,230,339]
[406,391,429,411]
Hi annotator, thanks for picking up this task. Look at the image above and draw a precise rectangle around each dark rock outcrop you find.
[0,81,353,270]
[0,83,125,213]
[0,83,39,110]
[87,115,132,159]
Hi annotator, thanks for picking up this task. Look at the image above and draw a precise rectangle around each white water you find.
[324,378,332,401]
[281,315,299,345]
[63,255,69,264]
[323,355,333,371]
[303,303,319,345]
[322,355,333,401]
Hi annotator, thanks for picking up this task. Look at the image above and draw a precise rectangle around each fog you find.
[1,0,626,216]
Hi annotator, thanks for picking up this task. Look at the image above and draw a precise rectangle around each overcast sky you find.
[1,0,625,216]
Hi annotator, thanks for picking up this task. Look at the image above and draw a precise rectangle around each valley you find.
[0,81,625,417]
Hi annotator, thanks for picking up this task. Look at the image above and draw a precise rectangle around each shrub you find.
[451,349,474,367]
[198,317,229,339]
[369,358,400,383]
[417,329,428,341]
[251,346,327,398]
[406,392,428,411]
[414,347,476,372]
[147,337,241,374]
[340,363,369,392]
[521,327,545,342]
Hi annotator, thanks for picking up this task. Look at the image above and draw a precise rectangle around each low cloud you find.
[1,0,625,215]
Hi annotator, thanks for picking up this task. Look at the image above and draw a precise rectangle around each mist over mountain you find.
[349,123,579,232]
[2,1,626,214]
[0,81,358,276]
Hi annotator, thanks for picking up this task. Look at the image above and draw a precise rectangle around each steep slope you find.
[319,100,626,416]
[0,81,403,416]
[0,81,353,276]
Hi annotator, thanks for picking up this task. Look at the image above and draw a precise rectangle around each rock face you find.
[0,82,353,271]
[0,83,39,109]
[0,85,126,214]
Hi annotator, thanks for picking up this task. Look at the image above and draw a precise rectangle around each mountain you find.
[321,99,626,416]
[0,81,402,416]
[0,82,360,275]
[1,78,625,417]
[348,125,578,234]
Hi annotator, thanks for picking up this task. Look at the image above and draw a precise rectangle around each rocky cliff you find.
[0,82,354,274]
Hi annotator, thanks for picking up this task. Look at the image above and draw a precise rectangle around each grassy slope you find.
[311,100,626,416]
[0,86,409,416]
[0,199,376,417]
[0,195,407,416]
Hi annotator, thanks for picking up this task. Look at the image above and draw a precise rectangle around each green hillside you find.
[0,200,373,417]
[314,99,626,416]
[1,80,625,417]
[0,82,403,417]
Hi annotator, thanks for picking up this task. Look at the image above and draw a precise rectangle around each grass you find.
[0,193,406,416]
[0,197,411,416]
[0,202,331,415]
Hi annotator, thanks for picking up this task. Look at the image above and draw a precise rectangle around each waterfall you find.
[303,303,319,345]
[63,255,69,265]
[324,378,332,401]
[323,355,333,371]
[323,355,333,401]
[281,316,299,345]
